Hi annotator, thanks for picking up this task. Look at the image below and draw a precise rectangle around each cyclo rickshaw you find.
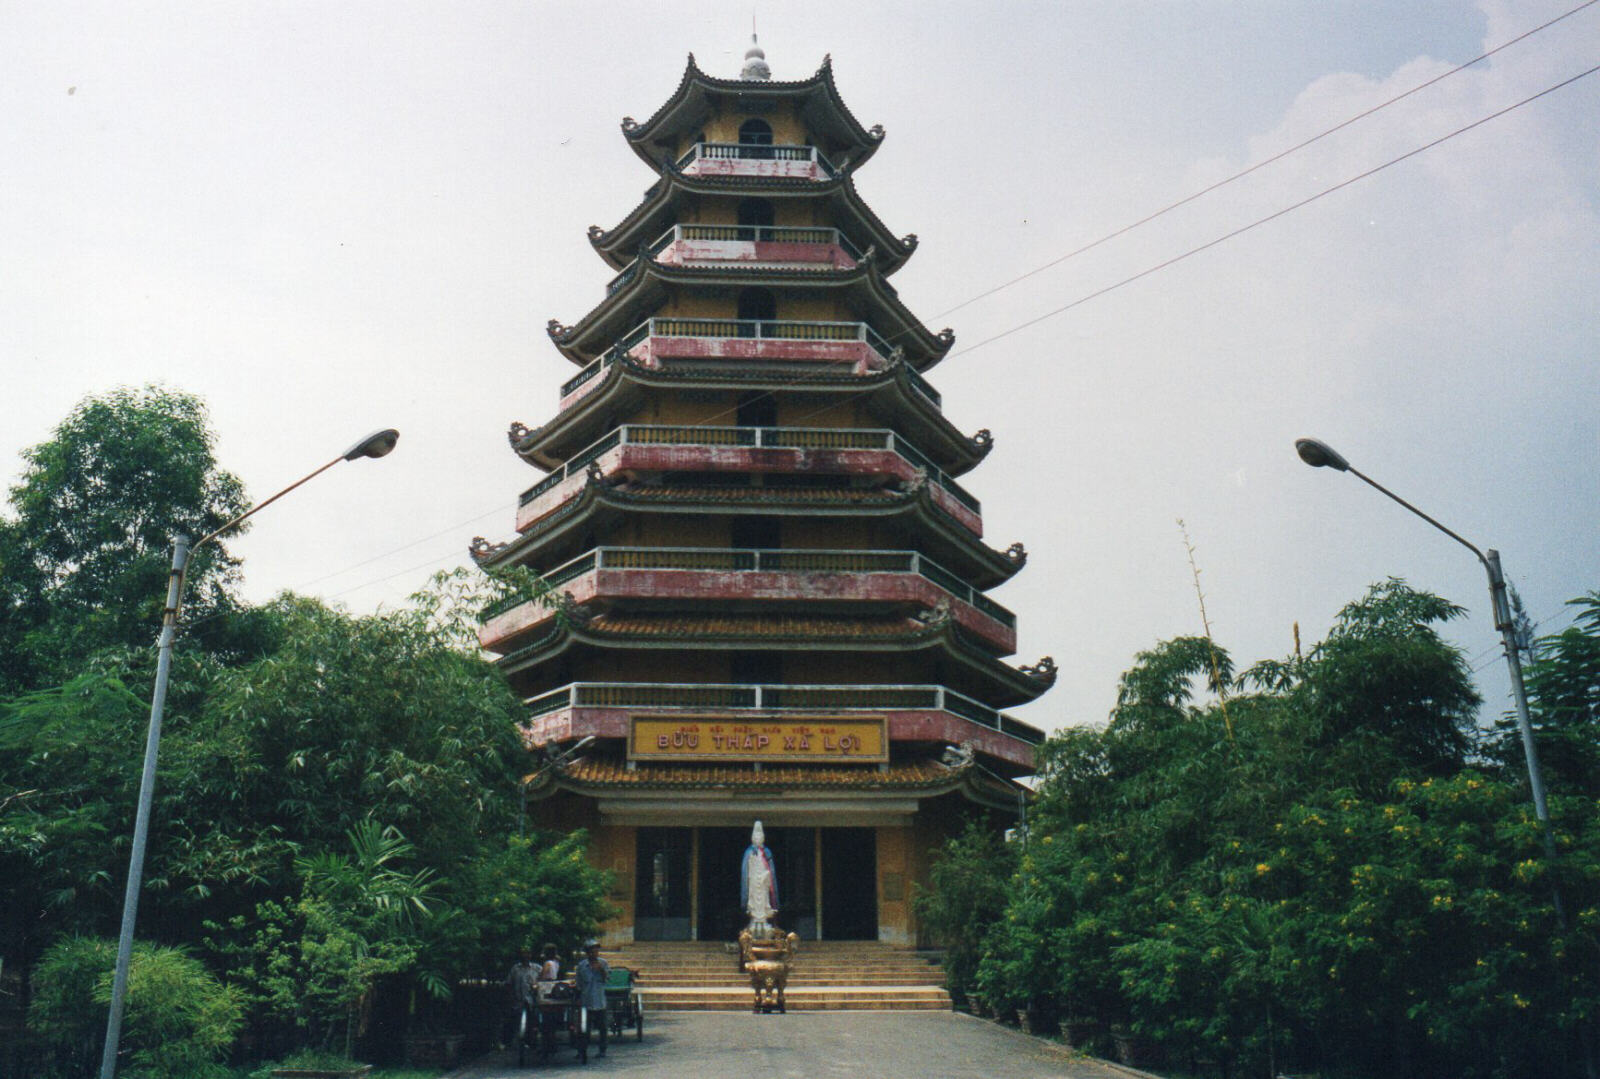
[514,969,641,1066]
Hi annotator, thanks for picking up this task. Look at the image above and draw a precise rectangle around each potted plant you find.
[1058,1013,1100,1050]
[1109,1023,1164,1068]
[403,1027,465,1068]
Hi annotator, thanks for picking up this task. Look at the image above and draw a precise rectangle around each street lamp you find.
[99,429,399,1079]
[1292,437,1557,882]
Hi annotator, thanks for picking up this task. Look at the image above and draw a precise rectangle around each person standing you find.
[535,942,562,1058]
[575,938,611,1057]
[505,948,539,1049]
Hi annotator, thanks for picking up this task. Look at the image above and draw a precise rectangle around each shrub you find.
[29,935,240,1079]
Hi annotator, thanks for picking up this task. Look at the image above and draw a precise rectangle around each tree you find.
[913,821,1017,1005]
[1505,592,1600,796]
[0,385,248,692]
[0,674,149,981]
[28,935,241,1079]
[952,581,1594,1077]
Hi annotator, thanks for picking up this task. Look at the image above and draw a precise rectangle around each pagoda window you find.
[738,118,773,145]
[730,651,782,685]
[730,515,780,550]
[736,390,777,428]
[738,118,774,159]
[736,287,776,337]
[737,197,775,241]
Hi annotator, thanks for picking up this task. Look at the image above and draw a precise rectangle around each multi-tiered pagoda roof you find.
[473,40,1053,946]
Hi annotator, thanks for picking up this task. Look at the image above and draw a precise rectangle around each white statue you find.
[740,820,778,925]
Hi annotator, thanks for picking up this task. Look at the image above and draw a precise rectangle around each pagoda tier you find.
[478,549,1022,656]
[513,357,982,474]
[519,681,1041,779]
[620,55,885,176]
[548,257,952,371]
[589,172,917,274]
[529,758,1024,816]
[481,44,1051,946]
[472,475,1027,595]
[484,610,1054,713]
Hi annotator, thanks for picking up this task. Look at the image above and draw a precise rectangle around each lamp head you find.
[1295,438,1350,472]
[344,428,400,461]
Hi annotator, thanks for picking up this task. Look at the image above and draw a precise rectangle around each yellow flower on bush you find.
[1255,862,1271,875]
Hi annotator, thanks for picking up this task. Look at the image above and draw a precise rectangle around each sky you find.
[4,1,1597,737]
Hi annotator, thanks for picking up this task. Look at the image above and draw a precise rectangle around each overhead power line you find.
[228,53,1600,611]
[931,0,1600,322]
[949,61,1600,361]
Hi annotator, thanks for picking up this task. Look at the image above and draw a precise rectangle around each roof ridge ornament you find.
[740,31,771,81]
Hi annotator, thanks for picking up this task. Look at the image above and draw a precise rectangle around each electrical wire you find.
[213,55,1600,611]
[929,0,1600,322]
[948,60,1600,361]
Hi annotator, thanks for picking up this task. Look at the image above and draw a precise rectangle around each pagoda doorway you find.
[820,827,877,940]
[634,827,692,941]
[696,826,817,942]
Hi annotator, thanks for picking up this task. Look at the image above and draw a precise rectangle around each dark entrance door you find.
[697,826,817,941]
[821,827,877,940]
[634,827,692,941]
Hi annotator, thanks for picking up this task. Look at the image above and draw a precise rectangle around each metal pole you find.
[1485,550,1562,914]
[99,536,190,1079]
[94,429,397,1078]
[1298,439,1590,1078]
[1344,462,1559,853]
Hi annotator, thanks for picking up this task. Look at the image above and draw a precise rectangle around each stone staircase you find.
[605,940,951,1011]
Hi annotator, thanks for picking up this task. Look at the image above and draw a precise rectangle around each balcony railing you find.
[488,545,1014,629]
[522,681,1045,745]
[559,319,940,406]
[516,424,980,516]
[674,142,839,178]
[644,223,863,262]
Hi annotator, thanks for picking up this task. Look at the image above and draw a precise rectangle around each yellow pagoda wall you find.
[876,823,914,944]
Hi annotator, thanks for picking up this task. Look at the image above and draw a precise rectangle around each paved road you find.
[448,1012,1152,1079]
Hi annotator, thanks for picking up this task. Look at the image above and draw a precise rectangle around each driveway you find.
[448,1011,1152,1079]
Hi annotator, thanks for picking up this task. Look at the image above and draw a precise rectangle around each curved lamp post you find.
[99,429,399,1079]
[1292,438,1557,878]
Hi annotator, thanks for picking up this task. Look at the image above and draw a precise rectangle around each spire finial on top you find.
[740,24,771,81]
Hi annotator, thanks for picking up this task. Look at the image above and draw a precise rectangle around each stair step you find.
[603,942,951,1012]
[637,986,952,1012]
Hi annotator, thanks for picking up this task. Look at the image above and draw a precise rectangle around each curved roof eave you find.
[475,474,1026,590]
[589,171,916,274]
[514,358,987,473]
[496,612,1054,705]
[621,54,885,173]
[548,257,951,367]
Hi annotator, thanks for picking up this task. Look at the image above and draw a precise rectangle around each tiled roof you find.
[617,483,902,506]
[585,612,927,641]
[591,173,910,275]
[557,758,967,791]
[624,55,882,153]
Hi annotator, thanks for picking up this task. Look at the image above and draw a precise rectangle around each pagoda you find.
[473,40,1054,946]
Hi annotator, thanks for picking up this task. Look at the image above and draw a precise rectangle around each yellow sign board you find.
[629,716,888,763]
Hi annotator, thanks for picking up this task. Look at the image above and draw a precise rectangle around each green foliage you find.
[913,821,1016,1004]
[0,385,249,691]
[209,824,436,1055]
[28,935,240,1079]
[0,674,148,967]
[444,830,613,975]
[942,580,1599,1078]
[1503,592,1600,796]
